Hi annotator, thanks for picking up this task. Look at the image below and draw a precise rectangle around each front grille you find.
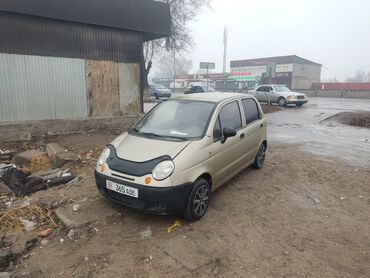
[297,95,305,99]
[105,189,145,209]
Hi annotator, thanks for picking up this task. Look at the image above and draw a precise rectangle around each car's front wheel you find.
[278,97,287,107]
[184,178,210,221]
[252,143,266,169]
[296,103,303,107]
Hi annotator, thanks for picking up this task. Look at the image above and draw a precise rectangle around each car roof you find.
[174,92,253,103]
[258,84,285,87]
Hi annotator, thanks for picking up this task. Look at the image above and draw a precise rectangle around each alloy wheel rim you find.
[193,185,209,216]
[257,145,266,167]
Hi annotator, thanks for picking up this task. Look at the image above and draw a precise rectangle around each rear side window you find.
[219,101,242,131]
[242,99,260,125]
[256,86,265,92]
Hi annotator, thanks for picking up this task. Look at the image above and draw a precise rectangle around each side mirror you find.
[221,127,237,144]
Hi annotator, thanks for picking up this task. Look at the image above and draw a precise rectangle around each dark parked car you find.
[149,84,172,99]
[185,85,215,94]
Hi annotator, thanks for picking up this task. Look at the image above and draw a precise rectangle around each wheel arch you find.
[196,173,213,190]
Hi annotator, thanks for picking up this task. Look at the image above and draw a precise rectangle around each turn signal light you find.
[145,177,152,185]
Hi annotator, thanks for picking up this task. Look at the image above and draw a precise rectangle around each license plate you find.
[106,180,138,198]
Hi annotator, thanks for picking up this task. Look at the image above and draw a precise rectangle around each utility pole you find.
[206,65,209,92]
[173,49,176,93]
[223,25,228,75]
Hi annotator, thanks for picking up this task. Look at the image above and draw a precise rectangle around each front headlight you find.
[152,160,175,181]
[287,95,296,101]
[98,147,110,166]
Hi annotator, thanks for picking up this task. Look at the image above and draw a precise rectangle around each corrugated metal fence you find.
[0,53,87,122]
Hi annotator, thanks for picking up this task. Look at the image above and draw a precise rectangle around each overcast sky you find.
[187,0,370,81]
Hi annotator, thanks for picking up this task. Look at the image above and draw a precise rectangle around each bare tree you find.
[154,54,193,78]
[141,0,211,90]
[346,69,368,82]
[328,77,339,83]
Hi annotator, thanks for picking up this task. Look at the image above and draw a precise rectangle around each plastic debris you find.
[41,239,49,246]
[166,220,182,233]
[138,227,152,240]
[38,228,53,238]
[340,196,346,200]
[67,229,75,240]
[25,238,38,251]
[72,204,80,212]
[21,219,37,232]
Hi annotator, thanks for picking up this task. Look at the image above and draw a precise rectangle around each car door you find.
[268,86,279,102]
[240,98,266,164]
[210,100,245,189]
[255,86,267,102]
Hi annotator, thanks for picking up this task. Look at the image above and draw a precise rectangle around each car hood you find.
[285,91,306,96]
[110,133,192,162]
[157,89,171,93]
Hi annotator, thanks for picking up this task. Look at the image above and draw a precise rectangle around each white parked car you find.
[249,85,308,107]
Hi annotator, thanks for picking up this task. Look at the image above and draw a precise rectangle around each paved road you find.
[267,98,370,167]
[145,97,370,167]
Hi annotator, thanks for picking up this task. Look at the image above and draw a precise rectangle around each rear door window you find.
[242,99,260,125]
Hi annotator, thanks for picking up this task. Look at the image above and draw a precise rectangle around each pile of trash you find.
[0,143,78,197]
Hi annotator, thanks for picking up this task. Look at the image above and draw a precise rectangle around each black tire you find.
[183,178,211,221]
[296,103,303,107]
[278,97,287,107]
[252,143,267,169]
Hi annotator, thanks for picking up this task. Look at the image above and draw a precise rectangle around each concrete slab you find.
[55,197,121,228]
[158,231,225,271]
[46,143,64,162]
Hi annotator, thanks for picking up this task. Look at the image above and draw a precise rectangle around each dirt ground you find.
[324,111,370,128]
[260,104,282,114]
[1,132,370,278]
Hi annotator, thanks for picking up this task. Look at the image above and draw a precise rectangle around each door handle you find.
[240,133,245,139]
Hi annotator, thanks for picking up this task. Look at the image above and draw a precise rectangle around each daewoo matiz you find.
[95,93,267,220]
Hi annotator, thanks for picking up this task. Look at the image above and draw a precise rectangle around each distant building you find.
[0,0,170,123]
[230,55,322,90]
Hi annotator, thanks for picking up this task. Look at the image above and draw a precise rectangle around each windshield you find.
[274,85,291,92]
[153,84,167,90]
[133,99,215,140]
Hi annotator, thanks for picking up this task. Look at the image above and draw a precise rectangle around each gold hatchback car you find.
[95,93,267,220]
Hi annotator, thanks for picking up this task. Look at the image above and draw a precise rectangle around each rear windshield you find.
[133,99,215,140]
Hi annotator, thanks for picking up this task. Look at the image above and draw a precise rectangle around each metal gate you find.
[0,53,87,122]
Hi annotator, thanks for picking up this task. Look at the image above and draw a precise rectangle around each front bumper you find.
[95,171,193,215]
[158,93,171,98]
[287,99,308,105]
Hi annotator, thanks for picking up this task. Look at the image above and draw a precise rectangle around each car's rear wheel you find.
[278,97,287,107]
[184,178,210,221]
[252,143,266,169]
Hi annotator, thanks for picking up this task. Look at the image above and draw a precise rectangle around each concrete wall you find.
[301,90,370,99]
[292,63,321,90]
